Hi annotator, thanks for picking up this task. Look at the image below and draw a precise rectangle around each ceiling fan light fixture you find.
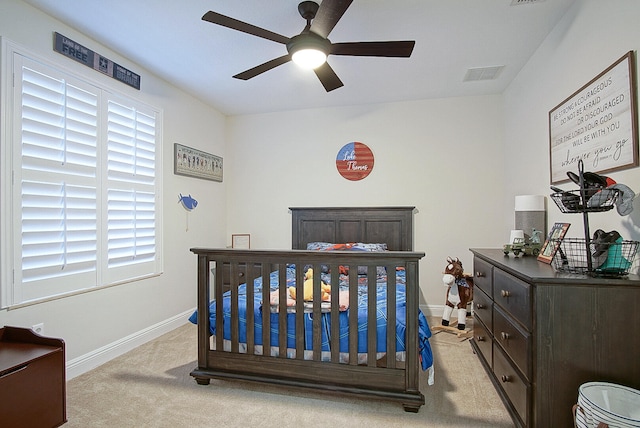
[287,32,331,69]
[292,48,327,69]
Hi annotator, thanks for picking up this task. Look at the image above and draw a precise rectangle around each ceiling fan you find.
[202,0,415,92]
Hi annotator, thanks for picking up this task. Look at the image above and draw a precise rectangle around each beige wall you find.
[226,96,506,308]
[0,0,227,374]
[2,0,639,376]
[504,0,640,246]
[225,0,640,310]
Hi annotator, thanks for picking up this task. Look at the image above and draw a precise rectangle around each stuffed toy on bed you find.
[289,268,331,301]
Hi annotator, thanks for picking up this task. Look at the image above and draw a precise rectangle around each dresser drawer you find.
[473,257,493,296]
[472,315,492,367]
[493,269,532,330]
[473,287,493,332]
[494,305,532,380]
[494,343,530,427]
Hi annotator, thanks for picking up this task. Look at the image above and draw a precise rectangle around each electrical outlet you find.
[32,323,44,335]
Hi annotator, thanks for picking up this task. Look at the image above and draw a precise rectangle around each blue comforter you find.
[189,266,433,371]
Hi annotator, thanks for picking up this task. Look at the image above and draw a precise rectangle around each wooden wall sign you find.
[336,142,374,181]
[549,51,638,184]
[53,32,141,90]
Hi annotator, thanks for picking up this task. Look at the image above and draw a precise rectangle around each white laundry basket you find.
[574,382,640,428]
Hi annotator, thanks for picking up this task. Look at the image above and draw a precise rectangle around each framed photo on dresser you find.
[537,222,571,264]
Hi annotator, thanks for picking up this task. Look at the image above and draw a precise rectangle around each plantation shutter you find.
[14,55,99,302]
[7,49,162,307]
[104,98,158,283]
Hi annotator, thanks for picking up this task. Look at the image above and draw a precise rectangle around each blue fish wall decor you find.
[178,193,198,211]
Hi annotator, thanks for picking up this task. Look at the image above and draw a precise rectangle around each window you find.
[2,46,162,307]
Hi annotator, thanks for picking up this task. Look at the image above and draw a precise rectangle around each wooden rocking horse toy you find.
[432,257,474,338]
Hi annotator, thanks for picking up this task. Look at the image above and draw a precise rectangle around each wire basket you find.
[551,238,638,277]
[550,188,619,213]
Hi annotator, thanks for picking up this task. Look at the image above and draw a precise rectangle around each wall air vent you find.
[463,66,504,82]
[511,0,546,5]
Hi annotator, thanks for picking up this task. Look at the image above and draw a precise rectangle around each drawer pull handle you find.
[238,272,245,278]
[475,271,485,278]
[476,303,485,309]
[476,335,485,342]
[501,290,511,298]
[501,375,511,383]
[501,332,510,341]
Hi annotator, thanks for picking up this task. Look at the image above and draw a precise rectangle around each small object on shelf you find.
[538,222,571,263]
[502,230,543,257]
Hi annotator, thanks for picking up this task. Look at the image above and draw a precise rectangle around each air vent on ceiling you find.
[463,66,504,82]
[511,0,546,5]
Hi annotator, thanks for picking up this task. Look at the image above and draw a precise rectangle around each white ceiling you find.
[23,0,577,116]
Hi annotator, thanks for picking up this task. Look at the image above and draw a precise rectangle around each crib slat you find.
[330,265,340,363]
[230,262,240,352]
[367,265,377,367]
[261,266,271,354]
[214,260,224,353]
[245,262,255,355]
[348,267,358,365]
[311,263,322,361]
[294,263,305,359]
[386,264,397,369]
[278,267,288,358]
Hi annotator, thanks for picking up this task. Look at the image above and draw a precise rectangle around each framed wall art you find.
[232,234,250,249]
[174,143,223,182]
[549,51,638,184]
[537,222,571,264]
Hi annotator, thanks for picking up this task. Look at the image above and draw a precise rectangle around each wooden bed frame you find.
[190,207,427,411]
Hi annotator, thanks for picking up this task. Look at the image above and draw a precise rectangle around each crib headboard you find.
[290,207,415,251]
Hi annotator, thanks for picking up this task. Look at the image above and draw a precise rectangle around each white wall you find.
[3,0,639,377]
[0,0,227,375]
[504,0,640,254]
[225,0,640,309]
[226,96,506,308]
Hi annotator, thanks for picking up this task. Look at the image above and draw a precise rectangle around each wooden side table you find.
[0,326,66,427]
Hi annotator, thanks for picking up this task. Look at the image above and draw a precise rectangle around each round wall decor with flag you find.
[336,142,374,181]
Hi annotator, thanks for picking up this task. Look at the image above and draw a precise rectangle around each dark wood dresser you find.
[0,326,66,427]
[470,248,640,428]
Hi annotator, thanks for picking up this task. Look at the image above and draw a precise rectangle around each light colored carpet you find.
[65,317,514,427]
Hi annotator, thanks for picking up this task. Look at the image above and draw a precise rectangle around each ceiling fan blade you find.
[202,11,291,45]
[233,55,291,80]
[310,0,353,38]
[331,41,415,57]
[314,63,344,92]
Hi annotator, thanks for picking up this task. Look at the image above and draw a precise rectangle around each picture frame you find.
[537,222,571,264]
[174,143,223,182]
[549,51,638,184]
[232,234,250,249]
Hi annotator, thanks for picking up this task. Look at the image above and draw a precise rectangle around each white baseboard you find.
[421,304,473,319]
[421,304,445,318]
[66,308,194,380]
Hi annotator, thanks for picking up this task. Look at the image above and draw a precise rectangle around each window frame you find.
[1,38,163,308]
